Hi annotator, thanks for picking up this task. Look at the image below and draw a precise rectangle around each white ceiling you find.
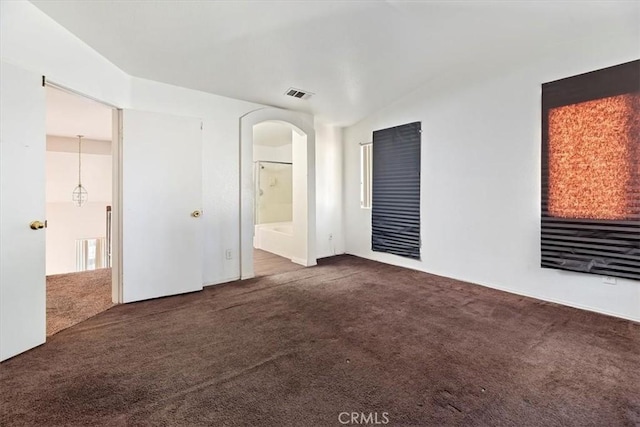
[32,1,639,126]
[254,122,293,147]
[46,87,112,140]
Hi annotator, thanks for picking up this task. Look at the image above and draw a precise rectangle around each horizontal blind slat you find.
[372,122,421,260]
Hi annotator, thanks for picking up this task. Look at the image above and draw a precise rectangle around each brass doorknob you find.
[30,220,45,230]
[191,210,202,218]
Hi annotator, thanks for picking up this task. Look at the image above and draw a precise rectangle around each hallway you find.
[47,268,113,336]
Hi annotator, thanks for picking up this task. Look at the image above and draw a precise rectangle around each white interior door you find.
[0,62,46,361]
[121,110,203,303]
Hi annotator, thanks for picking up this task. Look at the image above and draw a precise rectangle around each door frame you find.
[239,108,317,279]
[44,79,123,303]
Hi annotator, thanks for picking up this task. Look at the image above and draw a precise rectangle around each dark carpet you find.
[1,255,638,426]
[46,268,114,336]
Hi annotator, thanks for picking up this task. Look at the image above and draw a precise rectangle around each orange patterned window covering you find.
[548,93,640,220]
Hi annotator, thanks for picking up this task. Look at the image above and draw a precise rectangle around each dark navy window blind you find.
[541,60,640,280]
[371,122,421,260]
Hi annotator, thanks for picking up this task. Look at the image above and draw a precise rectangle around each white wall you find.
[46,148,112,203]
[291,130,308,265]
[47,135,111,155]
[1,0,344,289]
[343,32,640,321]
[46,139,112,275]
[253,144,292,163]
[315,121,344,258]
[46,203,109,275]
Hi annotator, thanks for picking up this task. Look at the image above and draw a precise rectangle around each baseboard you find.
[291,256,317,267]
[345,251,640,324]
[203,276,240,288]
[489,286,640,324]
[316,251,346,259]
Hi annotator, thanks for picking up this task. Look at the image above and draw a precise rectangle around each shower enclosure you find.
[254,161,294,258]
[254,161,292,224]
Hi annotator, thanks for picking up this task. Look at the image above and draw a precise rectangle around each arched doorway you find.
[240,108,316,279]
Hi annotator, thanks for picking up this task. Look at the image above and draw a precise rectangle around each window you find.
[360,143,372,209]
[76,237,107,272]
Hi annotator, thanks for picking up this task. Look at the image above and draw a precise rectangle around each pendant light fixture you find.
[72,135,88,207]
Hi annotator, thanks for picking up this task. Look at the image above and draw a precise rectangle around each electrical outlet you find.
[225,249,232,260]
[329,233,333,241]
[603,276,617,285]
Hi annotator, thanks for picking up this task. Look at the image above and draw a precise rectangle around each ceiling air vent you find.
[285,87,314,100]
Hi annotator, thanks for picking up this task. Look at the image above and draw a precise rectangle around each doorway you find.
[44,86,116,335]
[1,62,204,361]
[252,121,305,277]
[240,108,317,279]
